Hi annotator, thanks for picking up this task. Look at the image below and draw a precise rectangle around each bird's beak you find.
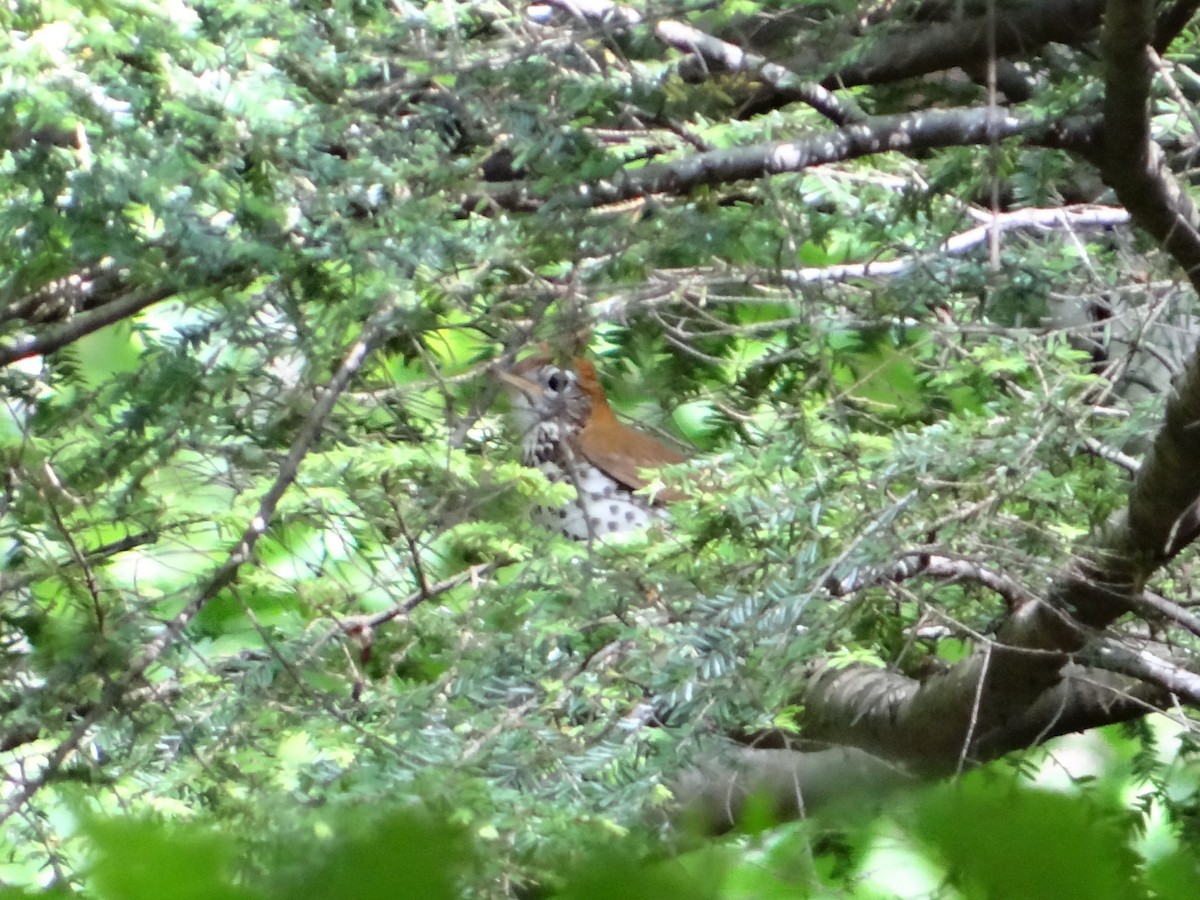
[494,367,544,400]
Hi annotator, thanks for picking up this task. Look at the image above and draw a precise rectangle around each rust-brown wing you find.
[577,419,690,503]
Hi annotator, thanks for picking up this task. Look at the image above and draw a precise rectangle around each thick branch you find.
[1052,309,1200,628]
[801,0,1200,770]
[1101,0,1200,289]
[485,108,1094,211]
[1154,0,1200,52]
[1030,0,1200,632]
[670,745,914,833]
[671,2,1200,805]
[782,306,1200,777]
[1083,640,1200,705]
[970,662,1166,757]
[796,600,1079,771]
[0,286,175,367]
[676,659,1162,830]
[822,0,1105,91]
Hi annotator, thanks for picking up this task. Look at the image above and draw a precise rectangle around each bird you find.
[497,355,689,540]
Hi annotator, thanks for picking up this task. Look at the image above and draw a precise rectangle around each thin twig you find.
[0,295,400,826]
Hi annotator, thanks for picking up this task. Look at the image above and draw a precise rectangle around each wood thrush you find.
[498,356,689,540]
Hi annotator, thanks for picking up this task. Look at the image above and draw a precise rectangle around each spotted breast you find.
[498,356,688,540]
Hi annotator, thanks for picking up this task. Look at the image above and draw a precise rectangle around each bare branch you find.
[669,745,914,833]
[825,0,1105,91]
[776,206,1129,286]
[653,20,863,126]
[827,551,1038,609]
[1084,639,1200,705]
[0,286,175,367]
[1132,590,1200,640]
[485,108,1095,211]
[1080,437,1141,475]
[533,0,859,124]
[530,0,641,28]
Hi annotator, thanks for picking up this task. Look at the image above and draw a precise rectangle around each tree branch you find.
[1101,0,1200,289]
[534,0,862,125]
[484,108,1095,211]
[1153,0,1200,52]
[0,296,401,825]
[827,551,1038,609]
[1083,639,1200,705]
[653,20,863,126]
[675,658,1163,830]
[1052,321,1200,629]
[670,745,914,833]
[822,0,1106,91]
[0,286,176,367]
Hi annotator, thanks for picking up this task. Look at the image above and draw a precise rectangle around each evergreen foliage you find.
[3,0,1200,894]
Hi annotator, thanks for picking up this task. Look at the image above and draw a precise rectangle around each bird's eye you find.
[546,370,569,392]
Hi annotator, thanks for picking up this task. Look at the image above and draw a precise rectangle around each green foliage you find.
[7,778,1199,899]
[87,817,262,900]
[914,780,1141,900]
[3,0,1199,895]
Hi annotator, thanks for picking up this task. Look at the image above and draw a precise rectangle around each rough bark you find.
[669,0,1200,827]
[512,0,1200,829]
[823,0,1106,89]
[484,108,1094,212]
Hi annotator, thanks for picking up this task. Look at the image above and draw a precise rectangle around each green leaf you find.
[913,780,1142,900]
